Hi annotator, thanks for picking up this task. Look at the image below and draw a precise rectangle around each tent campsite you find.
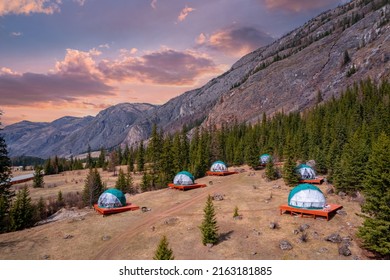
[206,160,238,176]
[94,188,139,216]
[279,183,342,221]
[168,171,206,190]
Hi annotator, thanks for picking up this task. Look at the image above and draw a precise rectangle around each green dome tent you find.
[98,188,127,208]
[259,154,271,164]
[173,171,195,185]
[295,164,316,180]
[210,160,228,172]
[288,184,326,209]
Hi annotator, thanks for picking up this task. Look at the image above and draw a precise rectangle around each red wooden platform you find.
[299,177,324,184]
[206,171,239,176]
[93,203,140,216]
[168,183,206,191]
[279,204,343,221]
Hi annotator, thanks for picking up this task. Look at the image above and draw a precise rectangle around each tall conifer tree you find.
[199,195,219,245]
[357,133,390,257]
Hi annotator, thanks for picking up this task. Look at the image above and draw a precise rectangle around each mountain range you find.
[3,0,390,159]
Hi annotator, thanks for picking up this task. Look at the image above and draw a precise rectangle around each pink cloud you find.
[263,0,341,13]
[199,26,274,56]
[177,5,195,22]
[0,0,60,16]
[99,48,222,85]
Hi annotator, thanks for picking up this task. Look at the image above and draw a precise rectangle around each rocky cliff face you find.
[3,103,155,158]
[203,0,390,126]
[3,0,390,158]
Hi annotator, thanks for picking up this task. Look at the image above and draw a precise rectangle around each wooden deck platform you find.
[206,171,239,176]
[298,177,324,184]
[93,203,140,216]
[168,183,207,191]
[279,204,343,221]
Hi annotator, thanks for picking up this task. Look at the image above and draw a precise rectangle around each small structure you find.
[10,173,35,185]
[279,184,342,221]
[295,164,324,184]
[259,154,271,165]
[168,171,206,191]
[206,160,238,176]
[94,189,139,216]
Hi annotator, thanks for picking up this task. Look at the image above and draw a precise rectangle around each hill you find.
[0,166,366,260]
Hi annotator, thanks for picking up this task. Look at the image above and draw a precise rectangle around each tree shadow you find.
[218,230,234,244]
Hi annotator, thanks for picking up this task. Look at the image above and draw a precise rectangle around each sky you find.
[0,0,348,126]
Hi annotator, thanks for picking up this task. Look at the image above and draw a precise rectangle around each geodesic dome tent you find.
[288,184,326,209]
[295,164,316,179]
[259,154,271,164]
[98,188,127,208]
[173,171,195,185]
[210,161,228,172]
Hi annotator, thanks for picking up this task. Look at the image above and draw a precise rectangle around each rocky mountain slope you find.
[3,103,155,158]
[122,0,390,146]
[3,0,390,158]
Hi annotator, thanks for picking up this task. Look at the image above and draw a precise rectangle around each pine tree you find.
[115,168,132,193]
[153,235,174,260]
[97,147,106,169]
[33,165,44,188]
[127,150,135,173]
[199,195,219,245]
[137,140,145,172]
[36,196,47,220]
[57,190,65,208]
[282,142,299,187]
[107,150,119,174]
[9,186,34,231]
[82,168,105,208]
[357,133,390,257]
[333,129,368,194]
[140,172,151,192]
[86,145,94,169]
[44,158,54,175]
[265,157,278,181]
[0,116,14,231]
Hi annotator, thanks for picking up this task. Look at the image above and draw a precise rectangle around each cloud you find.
[0,0,61,16]
[196,33,206,45]
[177,5,195,22]
[263,0,341,13]
[0,46,222,108]
[10,32,23,37]
[73,0,86,6]
[98,48,221,85]
[0,49,114,107]
[0,71,114,106]
[198,26,274,56]
[151,0,157,9]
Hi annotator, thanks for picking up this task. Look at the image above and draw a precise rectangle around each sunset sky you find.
[0,0,348,126]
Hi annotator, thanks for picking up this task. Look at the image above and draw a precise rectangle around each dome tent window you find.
[173,171,195,186]
[98,189,126,208]
[295,164,316,180]
[210,161,228,172]
[288,184,326,209]
[259,154,271,165]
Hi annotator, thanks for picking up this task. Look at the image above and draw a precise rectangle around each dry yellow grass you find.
[0,166,367,260]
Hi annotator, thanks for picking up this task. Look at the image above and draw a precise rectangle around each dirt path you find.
[94,182,227,259]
